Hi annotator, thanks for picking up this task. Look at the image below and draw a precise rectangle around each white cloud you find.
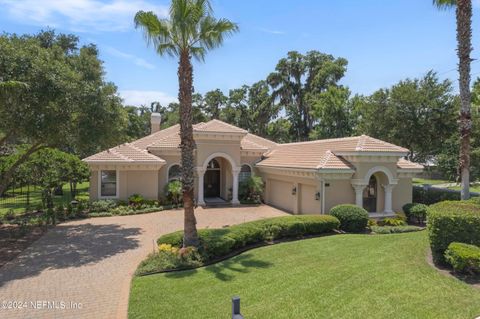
[0,0,168,32]
[119,90,177,107]
[103,45,155,69]
[257,28,285,35]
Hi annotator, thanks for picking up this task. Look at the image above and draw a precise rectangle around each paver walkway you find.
[0,205,287,319]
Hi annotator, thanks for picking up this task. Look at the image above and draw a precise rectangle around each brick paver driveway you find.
[0,205,287,319]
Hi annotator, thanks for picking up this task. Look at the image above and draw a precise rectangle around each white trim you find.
[166,163,181,184]
[363,166,396,185]
[97,169,119,199]
[202,152,239,170]
[333,151,408,157]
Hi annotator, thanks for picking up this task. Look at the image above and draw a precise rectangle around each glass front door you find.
[363,175,377,212]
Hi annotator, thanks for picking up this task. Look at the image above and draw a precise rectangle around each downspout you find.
[321,179,326,214]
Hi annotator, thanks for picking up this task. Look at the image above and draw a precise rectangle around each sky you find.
[1,0,480,107]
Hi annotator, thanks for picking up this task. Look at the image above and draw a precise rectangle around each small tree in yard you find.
[135,0,238,247]
[165,180,183,207]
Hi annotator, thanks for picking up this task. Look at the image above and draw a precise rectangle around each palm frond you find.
[433,0,456,9]
[134,11,176,56]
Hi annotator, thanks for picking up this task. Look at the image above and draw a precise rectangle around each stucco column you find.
[232,167,241,205]
[352,184,366,208]
[197,167,206,206]
[383,184,395,214]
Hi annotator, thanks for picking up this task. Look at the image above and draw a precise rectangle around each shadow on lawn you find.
[0,223,142,287]
[165,253,273,282]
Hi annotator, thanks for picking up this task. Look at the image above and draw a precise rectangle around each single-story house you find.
[83,115,423,216]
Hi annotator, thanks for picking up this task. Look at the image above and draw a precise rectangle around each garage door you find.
[268,179,294,213]
[300,184,320,214]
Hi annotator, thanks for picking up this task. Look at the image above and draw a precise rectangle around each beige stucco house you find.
[83,116,423,216]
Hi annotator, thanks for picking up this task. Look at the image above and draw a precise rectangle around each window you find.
[207,159,220,170]
[100,170,117,197]
[239,164,251,183]
[168,164,181,182]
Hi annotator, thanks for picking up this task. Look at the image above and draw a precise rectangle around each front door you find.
[363,175,377,212]
[204,170,220,197]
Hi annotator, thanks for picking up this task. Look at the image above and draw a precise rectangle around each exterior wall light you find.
[291,186,297,195]
[315,192,321,201]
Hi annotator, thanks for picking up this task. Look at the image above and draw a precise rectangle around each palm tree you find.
[134,0,238,246]
[434,0,473,200]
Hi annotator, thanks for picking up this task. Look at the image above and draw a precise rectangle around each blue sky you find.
[1,0,480,106]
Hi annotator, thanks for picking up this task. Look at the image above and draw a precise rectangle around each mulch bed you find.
[0,224,49,268]
[426,249,480,288]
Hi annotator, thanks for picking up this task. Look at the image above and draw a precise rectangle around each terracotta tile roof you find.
[257,135,411,170]
[397,158,424,170]
[242,133,277,150]
[131,124,180,149]
[83,143,165,164]
[193,119,247,134]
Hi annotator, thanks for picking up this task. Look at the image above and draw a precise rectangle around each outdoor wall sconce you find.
[315,192,321,201]
[291,187,297,195]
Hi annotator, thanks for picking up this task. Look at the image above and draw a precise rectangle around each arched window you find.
[207,159,220,170]
[239,164,251,183]
[168,164,181,182]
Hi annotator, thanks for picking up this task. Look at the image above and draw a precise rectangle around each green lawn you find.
[447,184,480,193]
[412,178,450,185]
[0,182,89,216]
[129,232,480,319]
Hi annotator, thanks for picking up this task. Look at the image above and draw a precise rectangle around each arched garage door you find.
[268,179,294,213]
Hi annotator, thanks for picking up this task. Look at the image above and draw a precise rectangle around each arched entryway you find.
[196,153,241,206]
[352,166,397,214]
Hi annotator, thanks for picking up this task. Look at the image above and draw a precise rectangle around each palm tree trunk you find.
[178,49,199,247]
[456,0,472,200]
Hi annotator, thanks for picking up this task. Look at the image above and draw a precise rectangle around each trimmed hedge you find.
[427,201,480,263]
[445,242,480,274]
[157,215,340,260]
[329,204,369,232]
[402,203,427,223]
[413,186,479,205]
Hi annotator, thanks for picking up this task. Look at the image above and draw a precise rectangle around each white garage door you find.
[268,179,294,213]
[300,184,320,214]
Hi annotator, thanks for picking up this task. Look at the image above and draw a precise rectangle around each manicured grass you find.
[448,184,480,193]
[413,178,450,185]
[0,182,89,216]
[129,231,480,319]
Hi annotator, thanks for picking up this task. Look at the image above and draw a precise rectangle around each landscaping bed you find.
[136,215,340,275]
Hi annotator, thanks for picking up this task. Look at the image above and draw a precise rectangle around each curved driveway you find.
[0,205,287,319]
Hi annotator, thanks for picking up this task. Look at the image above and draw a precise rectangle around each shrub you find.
[413,186,479,205]
[427,201,480,263]
[128,194,145,206]
[157,215,340,261]
[402,203,428,223]
[89,200,117,212]
[136,246,203,275]
[165,180,182,206]
[367,219,378,227]
[370,225,423,234]
[380,217,407,227]
[445,242,480,274]
[239,176,264,202]
[329,204,368,232]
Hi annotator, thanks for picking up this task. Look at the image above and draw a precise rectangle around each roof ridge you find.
[108,145,132,161]
[355,135,367,151]
[316,150,336,169]
[245,132,278,146]
[279,136,360,147]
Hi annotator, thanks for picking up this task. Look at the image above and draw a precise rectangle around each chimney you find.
[151,113,161,133]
